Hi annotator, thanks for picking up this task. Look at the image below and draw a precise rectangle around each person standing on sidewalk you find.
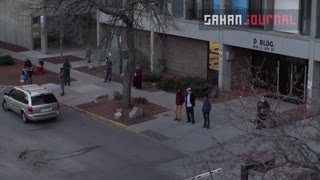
[63,58,71,86]
[104,57,113,83]
[133,64,142,89]
[174,89,185,121]
[185,88,196,124]
[202,95,211,129]
[59,68,65,96]
[26,67,33,84]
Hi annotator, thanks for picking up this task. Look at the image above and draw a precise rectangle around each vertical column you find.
[307,0,319,111]
[150,30,155,73]
[218,0,232,91]
[40,16,47,54]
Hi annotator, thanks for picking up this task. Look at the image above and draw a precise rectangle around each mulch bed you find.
[42,55,83,64]
[76,96,168,126]
[0,41,29,52]
[0,59,75,86]
[74,65,160,92]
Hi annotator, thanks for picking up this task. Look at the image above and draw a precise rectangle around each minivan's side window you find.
[13,90,28,104]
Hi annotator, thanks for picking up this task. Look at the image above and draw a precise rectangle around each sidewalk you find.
[0,47,300,178]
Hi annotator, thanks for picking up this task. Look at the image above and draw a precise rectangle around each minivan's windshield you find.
[31,94,57,106]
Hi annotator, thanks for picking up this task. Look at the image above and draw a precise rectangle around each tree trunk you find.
[122,20,135,108]
[59,29,64,60]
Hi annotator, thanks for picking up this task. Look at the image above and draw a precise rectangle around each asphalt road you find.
[0,87,186,180]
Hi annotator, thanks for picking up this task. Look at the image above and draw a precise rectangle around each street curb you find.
[59,102,138,134]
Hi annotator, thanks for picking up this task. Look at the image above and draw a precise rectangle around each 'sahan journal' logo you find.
[204,14,297,26]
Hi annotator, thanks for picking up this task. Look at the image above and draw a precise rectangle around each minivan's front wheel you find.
[2,100,9,111]
[21,112,29,123]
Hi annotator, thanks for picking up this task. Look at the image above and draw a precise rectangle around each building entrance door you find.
[252,51,308,101]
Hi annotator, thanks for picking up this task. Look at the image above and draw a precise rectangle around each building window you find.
[172,0,184,18]
[274,0,299,34]
[248,0,264,29]
[231,0,248,25]
[317,1,320,37]
[187,0,212,20]
[300,0,311,35]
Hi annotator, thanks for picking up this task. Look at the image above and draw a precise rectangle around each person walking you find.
[63,58,71,86]
[175,89,185,121]
[202,95,211,129]
[104,57,113,83]
[59,68,65,96]
[26,67,33,84]
[256,96,270,129]
[185,88,196,124]
[133,64,142,89]
[24,59,32,69]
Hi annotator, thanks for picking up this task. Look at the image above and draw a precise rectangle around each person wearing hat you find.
[185,88,196,124]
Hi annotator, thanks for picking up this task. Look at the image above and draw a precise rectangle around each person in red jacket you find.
[133,64,142,89]
[175,89,185,121]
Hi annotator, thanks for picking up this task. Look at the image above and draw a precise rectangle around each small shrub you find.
[0,55,14,65]
[156,77,176,91]
[133,97,148,104]
[192,83,213,97]
[143,73,162,83]
[113,91,122,100]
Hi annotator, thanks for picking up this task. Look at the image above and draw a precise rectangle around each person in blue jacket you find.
[202,95,211,129]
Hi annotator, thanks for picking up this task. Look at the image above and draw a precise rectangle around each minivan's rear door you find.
[31,94,58,113]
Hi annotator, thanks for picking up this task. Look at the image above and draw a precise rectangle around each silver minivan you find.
[2,84,59,123]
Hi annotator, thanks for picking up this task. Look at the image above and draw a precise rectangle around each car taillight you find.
[57,102,60,109]
[27,106,33,113]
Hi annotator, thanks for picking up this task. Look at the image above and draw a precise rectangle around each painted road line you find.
[185,168,222,180]
[59,101,138,134]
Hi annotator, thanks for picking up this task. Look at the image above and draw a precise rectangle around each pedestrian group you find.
[20,58,73,97]
[175,87,212,129]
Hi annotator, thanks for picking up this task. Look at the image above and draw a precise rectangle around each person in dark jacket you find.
[175,89,185,121]
[63,58,71,86]
[185,88,196,124]
[24,59,32,69]
[256,97,270,129]
[202,95,211,129]
[104,57,113,82]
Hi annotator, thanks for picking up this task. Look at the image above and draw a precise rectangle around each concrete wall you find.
[165,35,207,78]
[0,0,33,49]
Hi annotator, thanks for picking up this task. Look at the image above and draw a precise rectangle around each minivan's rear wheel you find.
[2,100,9,111]
[21,112,29,123]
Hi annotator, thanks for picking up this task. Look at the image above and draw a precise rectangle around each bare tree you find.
[185,57,320,179]
[24,0,176,108]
